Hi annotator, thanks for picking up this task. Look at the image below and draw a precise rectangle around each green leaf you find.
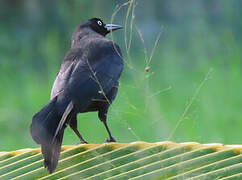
[0,142,241,180]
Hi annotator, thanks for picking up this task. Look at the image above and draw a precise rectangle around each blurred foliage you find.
[0,0,242,151]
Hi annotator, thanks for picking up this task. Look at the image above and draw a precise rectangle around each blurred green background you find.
[0,0,242,151]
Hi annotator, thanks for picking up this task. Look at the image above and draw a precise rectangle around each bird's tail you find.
[30,96,73,173]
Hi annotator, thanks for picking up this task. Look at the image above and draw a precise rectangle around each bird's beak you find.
[105,24,123,32]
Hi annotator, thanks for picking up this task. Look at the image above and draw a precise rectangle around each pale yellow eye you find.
[97,21,102,26]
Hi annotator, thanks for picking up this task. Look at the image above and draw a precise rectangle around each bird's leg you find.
[69,116,88,144]
[98,110,116,143]
[103,121,116,142]
[71,127,88,144]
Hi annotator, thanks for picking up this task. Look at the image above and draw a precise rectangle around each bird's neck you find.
[71,29,103,48]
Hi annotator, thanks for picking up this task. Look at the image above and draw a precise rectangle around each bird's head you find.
[88,18,122,36]
[72,18,122,46]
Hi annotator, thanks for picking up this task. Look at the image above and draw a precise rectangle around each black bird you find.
[30,18,123,173]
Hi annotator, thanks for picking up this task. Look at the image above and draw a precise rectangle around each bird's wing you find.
[67,40,123,109]
[50,48,82,99]
[51,40,123,99]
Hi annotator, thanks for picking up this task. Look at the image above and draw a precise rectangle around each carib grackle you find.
[30,18,123,173]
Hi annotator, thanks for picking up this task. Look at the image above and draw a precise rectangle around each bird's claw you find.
[76,141,88,145]
[105,137,116,143]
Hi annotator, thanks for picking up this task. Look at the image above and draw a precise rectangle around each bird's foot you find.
[105,137,116,143]
[76,140,88,145]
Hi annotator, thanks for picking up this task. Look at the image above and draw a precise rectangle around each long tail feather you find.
[53,101,73,143]
[30,97,73,173]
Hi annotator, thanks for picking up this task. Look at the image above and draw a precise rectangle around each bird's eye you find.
[97,20,102,26]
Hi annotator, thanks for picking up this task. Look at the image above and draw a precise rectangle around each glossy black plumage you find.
[30,18,123,173]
